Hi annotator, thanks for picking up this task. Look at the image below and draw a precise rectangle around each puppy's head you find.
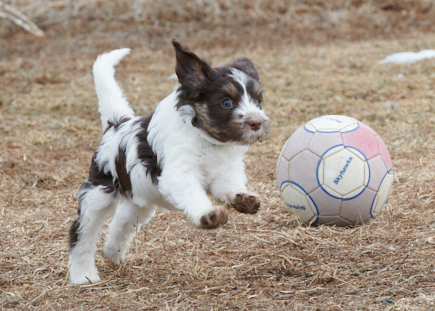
[172,40,270,145]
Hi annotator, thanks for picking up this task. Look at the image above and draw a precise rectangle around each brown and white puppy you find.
[68,40,270,284]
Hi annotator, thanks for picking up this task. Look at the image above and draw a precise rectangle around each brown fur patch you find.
[69,219,80,250]
[222,81,240,100]
[246,79,263,104]
[230,57,260,81]
[88,155,115,194]
[136,115,161,185]
[115,147,132,197]
[105,116,132,133]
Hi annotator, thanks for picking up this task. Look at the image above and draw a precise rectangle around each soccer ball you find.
[276,115,393,226]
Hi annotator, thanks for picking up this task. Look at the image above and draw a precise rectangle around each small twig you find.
[79,265,123,288]
[249,233,270,244]
[278,254,303,266]
[241,261,271,274]
[27,290,47,306]
[79,278,112,288]
[81,285,125,290]
[0,2,44,37]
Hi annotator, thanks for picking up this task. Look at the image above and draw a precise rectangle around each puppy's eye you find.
[221,99,233,109]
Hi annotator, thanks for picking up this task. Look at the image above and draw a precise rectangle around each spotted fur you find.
[68,41,270,284]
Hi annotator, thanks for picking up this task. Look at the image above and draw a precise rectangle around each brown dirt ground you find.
[2,1,435,310]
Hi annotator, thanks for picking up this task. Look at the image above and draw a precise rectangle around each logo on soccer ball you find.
[317,145,370,200]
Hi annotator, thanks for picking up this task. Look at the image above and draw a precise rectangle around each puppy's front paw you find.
[103,246,126,266]
[231,193,261,214]
[199,208,228,229]
[69,263,101,285]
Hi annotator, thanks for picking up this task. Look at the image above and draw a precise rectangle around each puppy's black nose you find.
[248,120,262,131]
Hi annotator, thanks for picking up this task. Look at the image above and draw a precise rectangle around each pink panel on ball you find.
[288,150,321,194]
[281,126,314,161]
[342,124,379,160]
[376,135,393,170]
[340,188,376,225]
[359,121,378,136]
[367,155,387,192]
[308,132,344,157]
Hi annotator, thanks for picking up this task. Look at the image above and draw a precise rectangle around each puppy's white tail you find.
[93,48,134,132]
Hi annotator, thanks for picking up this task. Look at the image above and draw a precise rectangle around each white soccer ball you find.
[276,115,394,226]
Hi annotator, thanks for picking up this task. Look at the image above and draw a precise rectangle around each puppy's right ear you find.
[172,39,215,89]
[231,57,260,81]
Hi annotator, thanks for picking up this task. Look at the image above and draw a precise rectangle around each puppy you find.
[68,40,270,284]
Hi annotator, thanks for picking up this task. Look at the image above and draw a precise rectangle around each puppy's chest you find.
[196,146,241,180]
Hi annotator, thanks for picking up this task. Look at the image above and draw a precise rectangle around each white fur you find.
[103,201,157,265]
[95,117,142,178]
[230,69,270,143]
[69,49,266,284]
[230,69,269,121]
[93,48,135,132]
[147,91,250,224]
[69,186,116,284]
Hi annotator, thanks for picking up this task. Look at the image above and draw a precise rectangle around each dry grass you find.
[2,1,435,310]
[2,0,435,47]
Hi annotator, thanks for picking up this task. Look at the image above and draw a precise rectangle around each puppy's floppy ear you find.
[172,39,215,89]
[230,57,259,81]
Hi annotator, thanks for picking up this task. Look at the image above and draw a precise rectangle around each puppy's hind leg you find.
[69,182,116,284]
[103,201,157,265]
